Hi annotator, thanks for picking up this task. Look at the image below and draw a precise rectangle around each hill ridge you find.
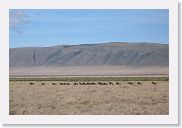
[10,42,169,67]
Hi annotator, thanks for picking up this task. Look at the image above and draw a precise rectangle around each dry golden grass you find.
[9,80,168,115]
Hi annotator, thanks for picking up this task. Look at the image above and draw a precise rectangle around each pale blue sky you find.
[9,9,169,48]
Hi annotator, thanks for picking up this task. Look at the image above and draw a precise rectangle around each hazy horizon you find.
[10,9,169,48]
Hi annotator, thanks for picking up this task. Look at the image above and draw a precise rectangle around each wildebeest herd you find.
[29,81,157,86]
[10,77,168,115]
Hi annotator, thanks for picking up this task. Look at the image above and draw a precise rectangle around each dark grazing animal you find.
[59,82,70,85]
[128,82,134,85]
[137,82,142,85]
[79,82,86,85]
[29,82,34,85]
[91,82,97,85]
[73,83,78,85]
[109,82,114,85]
[41,83,45,85]
[98,82,108,85]
[116,82,121,85]
[65,82,70,85]
[52,83,57,85]
[151,82,157,85]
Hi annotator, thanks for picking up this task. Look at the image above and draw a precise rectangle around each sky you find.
[9,9,169,48]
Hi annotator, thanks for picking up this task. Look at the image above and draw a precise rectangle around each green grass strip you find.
[10,77,169,82]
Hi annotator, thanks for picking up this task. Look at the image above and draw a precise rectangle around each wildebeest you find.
[79,82,86,85]
[29,82,34,85]
[90,82,97,85]
[86,82,96,85]
[127,82,134,85]
[109,82,114,85]
[98,82,102,85]
[98,82,108,85]
[103,82,108,85]
[137,82,142,85]
[59,82,70,85]
[65,82,70,85]
[116,82,121,85]
[52,83,57,85]
[151,82,157,85]
[73,82,78,85]
[41,83,46,85]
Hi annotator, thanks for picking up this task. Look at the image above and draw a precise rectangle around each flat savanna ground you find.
[9,77,168,115]
[10,66,168,76]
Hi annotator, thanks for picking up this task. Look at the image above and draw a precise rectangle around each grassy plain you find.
[9,77,169,115]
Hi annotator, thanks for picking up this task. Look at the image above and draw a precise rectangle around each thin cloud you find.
[9,10,30,33]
